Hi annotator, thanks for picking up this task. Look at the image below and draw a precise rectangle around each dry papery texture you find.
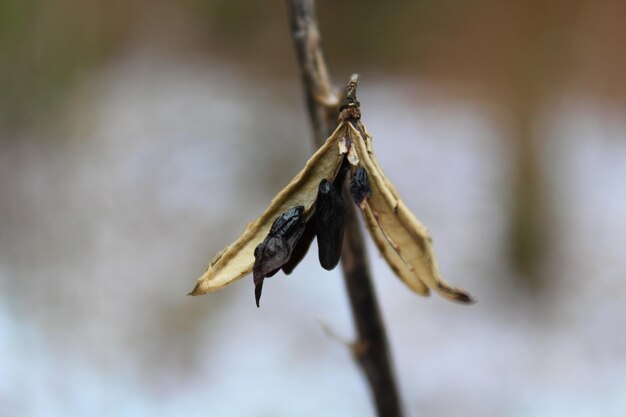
[349,122,472,303]
[191,115,471,303]
[190,123,347,295]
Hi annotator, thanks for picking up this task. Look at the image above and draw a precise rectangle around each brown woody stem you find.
[285,1,404,416]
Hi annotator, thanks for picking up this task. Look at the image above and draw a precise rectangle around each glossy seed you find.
[269,206,306,238]
[253,206,306,307]
[315,179,346,270]
[349,166,371,206]
[282,217,316,275]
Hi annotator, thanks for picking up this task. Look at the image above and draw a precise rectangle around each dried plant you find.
[190,2,473,416]
[190,75,473,307]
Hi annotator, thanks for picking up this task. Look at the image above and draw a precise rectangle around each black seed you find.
[282,216,316,275]
[252,207,307,306]
[255,280,264,308]
[269,206,305,237]
[349,166,371,206]
[265,267,281,278]
[316,179,346,270]
[253,236,289,283]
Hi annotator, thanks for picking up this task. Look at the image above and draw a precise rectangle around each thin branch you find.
[285,0,337,146]
[285,1,404,416]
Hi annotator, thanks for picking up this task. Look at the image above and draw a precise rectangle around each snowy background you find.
[1,2,625,416]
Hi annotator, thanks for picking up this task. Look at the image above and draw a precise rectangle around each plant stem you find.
[285,2,403,416]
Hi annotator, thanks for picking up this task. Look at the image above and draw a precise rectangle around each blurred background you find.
[1,1,625,416]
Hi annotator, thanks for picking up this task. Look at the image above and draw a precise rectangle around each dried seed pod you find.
[348,165,430,293]
[348,122,473,303]
[190,77,473,306]
[315,179,346,270]
[253,207,306,307]
[190,123,349,296]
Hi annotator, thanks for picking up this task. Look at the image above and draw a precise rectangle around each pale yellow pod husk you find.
[361,203,430,295]
[348,123,472,303]
[190,122,347,295]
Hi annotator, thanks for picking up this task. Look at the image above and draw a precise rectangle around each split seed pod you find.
[346,121,472,303]
[190,74,472,304]
[189,123,348,296]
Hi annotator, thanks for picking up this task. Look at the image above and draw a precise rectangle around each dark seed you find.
[315,179,346,270]
[254,280,264,308]
[349,166,371,206]
[253,236,290,284]
[252,206,307,307]
[269,206,305,238]
[282,216,316,275]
